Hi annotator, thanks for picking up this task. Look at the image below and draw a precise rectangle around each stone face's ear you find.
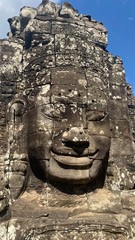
[6,99,28,200]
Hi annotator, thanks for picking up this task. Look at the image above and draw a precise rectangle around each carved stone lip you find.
[51,146,99,157]
[52,154,94,166]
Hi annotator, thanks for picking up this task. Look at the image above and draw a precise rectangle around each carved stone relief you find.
[0,1,135,239]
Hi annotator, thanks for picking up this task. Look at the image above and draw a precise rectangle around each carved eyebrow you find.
[86,111,107,121]
[40,106,63,121]
[41,110,62,121]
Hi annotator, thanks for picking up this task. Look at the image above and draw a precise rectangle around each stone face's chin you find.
[48,154,103,184]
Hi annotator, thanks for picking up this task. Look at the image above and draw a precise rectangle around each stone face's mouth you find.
[51,146,99,158]
[51,153,98,166]
[48,150,103,184]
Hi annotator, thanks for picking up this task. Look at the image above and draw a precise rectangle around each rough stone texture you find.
[0,0,135,239]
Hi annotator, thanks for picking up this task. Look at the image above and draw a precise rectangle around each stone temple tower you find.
[0,1,135,239]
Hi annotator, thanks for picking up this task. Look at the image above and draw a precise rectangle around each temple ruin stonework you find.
[0,0,135,239]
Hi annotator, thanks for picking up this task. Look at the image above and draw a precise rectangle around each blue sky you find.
[0,0,135,94]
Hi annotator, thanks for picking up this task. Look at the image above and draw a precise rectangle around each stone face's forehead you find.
[51,68,87,105]
[51,68,86,85]
[30,67,109,111]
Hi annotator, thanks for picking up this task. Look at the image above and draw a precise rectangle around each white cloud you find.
[128,17,134,21]
[0,0,61,38]
[96,0,100,6]
[0,1,15,14]
[0,0,43,15]
[51,0,61,2]
[123,0,127,5]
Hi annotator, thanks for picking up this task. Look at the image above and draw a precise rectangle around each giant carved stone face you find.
[27,69,111,185]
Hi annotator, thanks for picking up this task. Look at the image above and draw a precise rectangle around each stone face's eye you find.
[86,111,107,122]
[40,104,66,121]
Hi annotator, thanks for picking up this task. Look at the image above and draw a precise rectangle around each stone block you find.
[25,19,51,33]
[108,100,129,120]
[110,119,132,139]
[52,22,71,34]
[109,84,127,101]
[121,190,135,212]
[110,138,134,157]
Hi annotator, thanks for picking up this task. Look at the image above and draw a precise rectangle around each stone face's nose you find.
[62,127,88,142]
[62,127,89,155]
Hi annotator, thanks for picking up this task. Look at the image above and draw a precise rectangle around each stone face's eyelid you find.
[41,111,53,120]
[41,109,62,121]
[86,112,107,122]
